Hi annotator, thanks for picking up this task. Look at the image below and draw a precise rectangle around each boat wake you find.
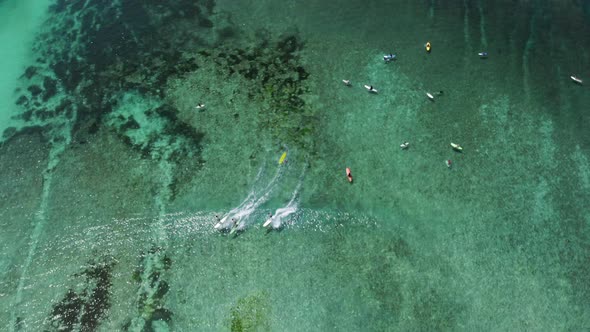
[214,163,285,231]
[264,178,302,230]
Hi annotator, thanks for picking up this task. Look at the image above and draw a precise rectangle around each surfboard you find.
[214,216,228,229]
[571,75,583,84]
[450,142,463,152]
[426,92,435,100]
[364,85,378,93]
[229,219,241,234]
[279,152,287,164]
[263,216,273,228]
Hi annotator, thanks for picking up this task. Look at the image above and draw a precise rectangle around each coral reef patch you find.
[48,258,116,331]
[229,292,271,332]
[200,31,315,151]
[123,246,173,332]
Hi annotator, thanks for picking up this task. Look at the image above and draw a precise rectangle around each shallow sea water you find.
[1,0,590,331]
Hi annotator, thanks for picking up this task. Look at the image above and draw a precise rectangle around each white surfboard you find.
[229,221,240,234]
[364,85,378,93]
[571,75,583,84]
[263,216,274,228]
[214,216,227,229]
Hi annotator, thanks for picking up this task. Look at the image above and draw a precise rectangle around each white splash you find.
[216,163,284,231]
[264,164,305,229]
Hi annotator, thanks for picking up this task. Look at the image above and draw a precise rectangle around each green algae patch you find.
[229,292,271,332]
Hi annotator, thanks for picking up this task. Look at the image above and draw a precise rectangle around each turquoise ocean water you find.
[1,0,590,330]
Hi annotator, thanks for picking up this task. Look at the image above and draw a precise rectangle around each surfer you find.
[263,213,274,228]
[365,85,378,93]
[196,103,205,110]
[383,54,396,62]
[342,79,352,86]
[346,168,353,183]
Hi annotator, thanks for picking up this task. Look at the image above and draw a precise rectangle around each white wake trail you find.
[264,164,306,229]
[216,163,285,231]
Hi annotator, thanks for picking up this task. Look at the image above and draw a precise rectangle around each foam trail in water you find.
[522,10,537,102]
[130,152,175,331]
[214,164,267,229]
[264,200,298,230]
[216,163,284,230]
[478,0,488,49]
[230,166,286,232]
[264,164,306,229]
[463,0,472,56]
[10,119,75,331]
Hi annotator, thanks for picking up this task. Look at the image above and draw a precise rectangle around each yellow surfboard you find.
[278,152,287,164]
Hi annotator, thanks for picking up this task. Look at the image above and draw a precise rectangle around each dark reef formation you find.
[7,0,315,328]
[7,0,315,192]
[202,31,315,151]
[7,0,218,200]
[49,258,116,331]
[123,246,173,332]
[229,292,271,332]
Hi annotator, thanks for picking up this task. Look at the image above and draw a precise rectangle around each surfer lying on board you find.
[383,54,396,62]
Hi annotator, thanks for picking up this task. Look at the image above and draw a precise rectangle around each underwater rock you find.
[49,258,116,331]
[203,32,313,152]
[151,308,173,323]
[277,35,303,60]
[42,76,58,101]
[15,95,28,106]
[295,66,309,80]
[121,117,141,131]
[27,85,42,97]
[87,121,100,135]
[50,289,84,331]
[2,125,50,145]
[23,66,37,79]
[229,292,271,332]
[54,99,72,116]
[199,17,214,28]
[2,127,17,140]
[126,248,174,331]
